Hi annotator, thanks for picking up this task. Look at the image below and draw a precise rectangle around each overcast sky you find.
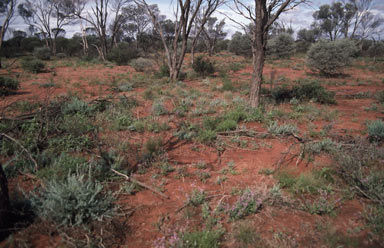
[4,0,384,39]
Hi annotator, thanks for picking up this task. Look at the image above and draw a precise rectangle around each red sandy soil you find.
[1,55,383,247]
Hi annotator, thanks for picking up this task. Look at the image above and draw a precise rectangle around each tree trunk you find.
[249,0,267,108]
[250,46,265,108]
[0,163,10,240]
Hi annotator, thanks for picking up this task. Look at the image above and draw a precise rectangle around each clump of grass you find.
[276,171,332,195]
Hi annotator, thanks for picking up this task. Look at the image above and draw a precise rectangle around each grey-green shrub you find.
[0,76,19,95]
[267,33,296,59]
[307,39,358,75]
[130,57,155,72]
[29,173,115,226]
[33,47,51,60]
[21,58,45,73]
[368,120,384,142]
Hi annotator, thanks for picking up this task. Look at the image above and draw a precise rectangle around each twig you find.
[0,133,38,171]
[111,169,169,199]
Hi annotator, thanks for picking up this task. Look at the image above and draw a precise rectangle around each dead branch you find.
[111,169,169,199]
[0,133,38,171]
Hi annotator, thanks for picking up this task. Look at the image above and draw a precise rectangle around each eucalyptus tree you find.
[0,0,18,68]
[136,0,224,81]
[18,0,76,55]
[226,0,309,107]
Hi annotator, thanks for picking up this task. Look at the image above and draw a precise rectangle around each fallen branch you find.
[111,168,169,199]
[0,133,38,171]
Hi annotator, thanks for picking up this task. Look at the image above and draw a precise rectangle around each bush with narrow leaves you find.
[307,39,358,75]
[0,76,19,96]
[193,56,215,76]
[21,57,45,73]
[33,47,51,60]
[29,173,115,226]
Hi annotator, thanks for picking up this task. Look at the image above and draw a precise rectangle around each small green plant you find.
[152,101,168,116]
[227,189,263,220]
[29,173,115,226]
[367,120,384,142]
[221,78,235,91]
[33,47,51,60]
[193,56,215,76]
[179,228,224,248]
[160,162,175,176]
[364,205,384,234]
[276,171,331,195]
[187,189,207,207]
[21,58,45,73]
[0,76,19,96]
[234,222,262,247]
[268,121,298,136]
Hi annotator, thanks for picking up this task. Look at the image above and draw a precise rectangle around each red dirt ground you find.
[1,55,384,247]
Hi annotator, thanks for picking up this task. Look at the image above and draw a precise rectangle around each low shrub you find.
[33,47,51,60]
[107,42,139,65]
[267,33,296,59]
[271,80,336,104]
[307,39,358,75]
[368,120,384,142]
[21,57,45,73]
[268,121,298,136]
[29,173,115,226]
[193,56,215,76]
[0,76,19,96]
[333,142,384,204]
[228,189,263,220]
[130,57,155,72]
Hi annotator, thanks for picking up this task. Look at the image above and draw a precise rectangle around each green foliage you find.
[21,57,45,73]
[228,32,252,57]
[234,222,262,247]
[60,113,96,136]
[307,39,358,75]
[276,171,331,195]
[61,97,94,115]
[36,153,87,181]
[368,120,384,142]
[267,33,296,59]
[178,228,224,248]
[268,121,298,136]
[333,143,384,204]
[221,78,235,91]
[364,205,384,234]
[227,189,263,220]
[152,101,168,116]
[130,57,155,72]
[29,173,115,226]
[0,76,19,96]
[107,42,139,65]
[142,137,164,162]
[33,47,51,60]
[192,56,215,76]
[215,119,237,132]
[293,80,336,104]
[187,189,207,207]
[271,80,336,104]
[376,91,384,104]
